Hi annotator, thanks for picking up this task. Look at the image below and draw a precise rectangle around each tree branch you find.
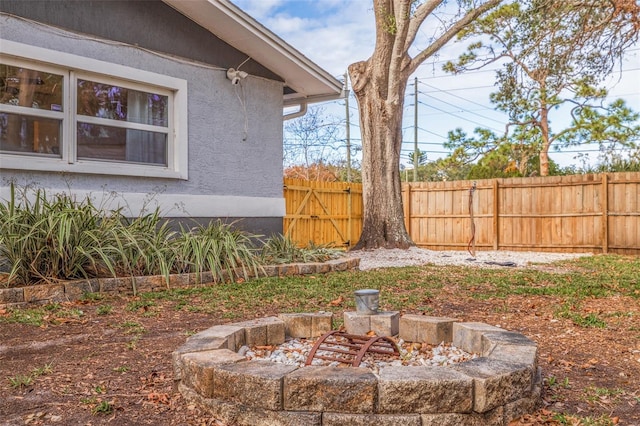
[388,0,413,96]
[407,0,503,75]
[404,0,443,52]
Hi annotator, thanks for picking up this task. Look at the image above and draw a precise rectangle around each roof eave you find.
[161,0,343,104]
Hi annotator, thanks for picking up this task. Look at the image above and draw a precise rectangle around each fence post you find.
[403,183,412,238]
[493,180,500,250]
[601,174,609,254]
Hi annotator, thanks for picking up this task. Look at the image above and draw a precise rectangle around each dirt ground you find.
[1,278,639,425]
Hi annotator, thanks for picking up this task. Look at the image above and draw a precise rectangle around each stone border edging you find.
[174,313,542,426]
[0,258,360,308]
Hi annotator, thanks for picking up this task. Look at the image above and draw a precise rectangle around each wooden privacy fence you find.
[283,172,640,254]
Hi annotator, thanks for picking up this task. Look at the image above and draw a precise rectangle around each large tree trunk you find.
[349,60,413,249]
[346,0,502,250]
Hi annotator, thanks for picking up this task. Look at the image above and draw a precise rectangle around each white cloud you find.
[233,0,284,19]
[265,15,315,34]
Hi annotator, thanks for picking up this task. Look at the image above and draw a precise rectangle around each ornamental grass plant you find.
[0,184,118,285]
[0,184,328,288]
[172,220,263,284]
[259,234,342,264]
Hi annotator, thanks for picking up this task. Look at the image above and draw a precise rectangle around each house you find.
[0,0,342,236]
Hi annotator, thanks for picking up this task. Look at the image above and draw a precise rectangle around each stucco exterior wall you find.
[0,6,285,234]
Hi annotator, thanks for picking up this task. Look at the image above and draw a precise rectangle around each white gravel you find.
[241,338,477,375]
[350,247,591,270]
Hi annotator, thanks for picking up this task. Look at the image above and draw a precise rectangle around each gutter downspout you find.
[283,102,308,121]
[282,88,347,120]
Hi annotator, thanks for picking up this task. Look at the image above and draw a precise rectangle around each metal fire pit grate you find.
[305,330,400,367]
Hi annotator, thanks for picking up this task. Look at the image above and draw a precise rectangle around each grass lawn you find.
[1,254,639,425]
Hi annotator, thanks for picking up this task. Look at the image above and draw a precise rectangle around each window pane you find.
[0,113,62,156]
[77,80,168,127]
[77,122,167,166]
[0,64,64,111]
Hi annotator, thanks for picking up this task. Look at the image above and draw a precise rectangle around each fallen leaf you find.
[148,392,170,404]
[558,359,575,367]
[329,296,344,306]
[255,345,275,350]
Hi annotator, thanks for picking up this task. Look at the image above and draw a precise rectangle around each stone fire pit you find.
[173,313,541,426]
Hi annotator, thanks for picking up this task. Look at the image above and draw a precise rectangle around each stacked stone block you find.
[0,258,360,308]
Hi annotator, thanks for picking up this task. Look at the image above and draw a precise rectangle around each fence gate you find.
[283,178,363,248]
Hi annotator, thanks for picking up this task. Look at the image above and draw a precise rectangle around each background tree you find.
[283,106,344,175]
[401,156,472,181]
[283,163,339,181]
[348,0,501,249]
[405,148,428,181]
[444,127,552,177]
[581,145,640,173]
[332,159,363,183]
[407,149,428,168]
[444,0,640,176]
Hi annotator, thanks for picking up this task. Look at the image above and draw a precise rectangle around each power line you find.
[402,124,450,139]
[415,126,449,140]
[417,100,504,133]
[418,91,506,125]
[421,84,496,93]
[400,148,452,155]
[409,46,640,70]
[416,69,498,79]
[411,65,639,83]
[418,80,496,111]
[419,109,499,116]
[407,101,497,114]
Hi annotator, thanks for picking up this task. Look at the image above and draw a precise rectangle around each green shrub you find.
[260,234,342,264]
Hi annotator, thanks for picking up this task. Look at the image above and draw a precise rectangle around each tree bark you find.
[539,104,551,176]
[539,80,551,176]
[349,60,413,249]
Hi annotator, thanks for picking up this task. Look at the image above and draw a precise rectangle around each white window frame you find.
[0,40,188,179]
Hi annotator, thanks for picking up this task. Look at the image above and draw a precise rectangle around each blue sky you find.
[234,0,640,169]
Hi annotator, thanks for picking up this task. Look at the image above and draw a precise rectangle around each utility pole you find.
[413,76,418,182]
[344,71,351,182]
